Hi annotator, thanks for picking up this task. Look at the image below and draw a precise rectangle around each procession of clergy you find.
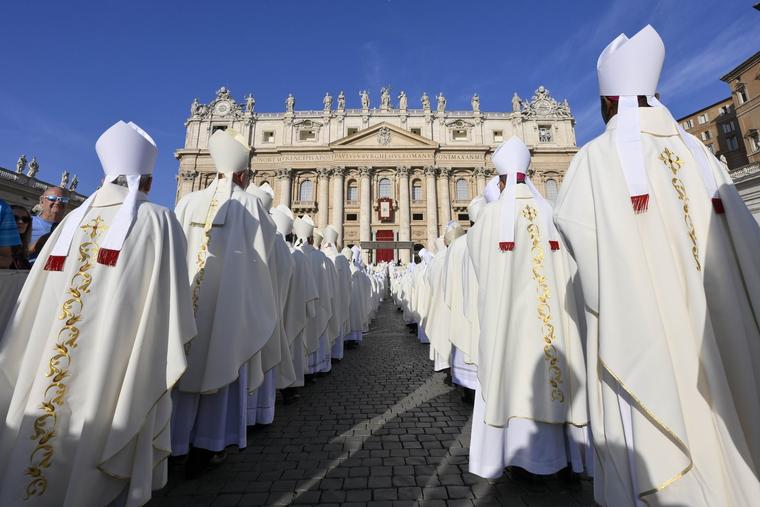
[1,24,760,507]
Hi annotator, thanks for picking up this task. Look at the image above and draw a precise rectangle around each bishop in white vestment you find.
[322,225,351,359]
[0,121,196,507]
[171,129,277,475]
[467,137,588,479]
[555,26,760,507]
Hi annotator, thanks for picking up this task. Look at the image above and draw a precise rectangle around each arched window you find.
[378,177,392,198]
[544,178,558,205]
[411,179,423,201]
[299,180,314,201]
[347,179,358,202]
[259,180,270,188]
[455,178,469,201]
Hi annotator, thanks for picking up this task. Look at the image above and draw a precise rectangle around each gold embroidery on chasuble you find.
[25,216,107,500]
[659,148,701,272]
[521,205,565,403]
[191,197,219,316]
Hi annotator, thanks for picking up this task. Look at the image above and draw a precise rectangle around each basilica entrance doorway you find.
[375,230,395,262]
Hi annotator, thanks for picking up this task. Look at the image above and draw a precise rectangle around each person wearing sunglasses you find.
[30,186,68,248]
[0,199,21,269]
[10,205,32,269]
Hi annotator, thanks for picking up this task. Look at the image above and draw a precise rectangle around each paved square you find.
[150,299,596,506]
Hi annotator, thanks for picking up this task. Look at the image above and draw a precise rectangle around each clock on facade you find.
[213,101,231,116]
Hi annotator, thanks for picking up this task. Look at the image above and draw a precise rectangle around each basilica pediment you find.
[331,122,438,149]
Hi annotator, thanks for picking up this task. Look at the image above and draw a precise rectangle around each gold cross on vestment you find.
[659,147,683,175]
[80,216,107,239]
[521,205,537,221]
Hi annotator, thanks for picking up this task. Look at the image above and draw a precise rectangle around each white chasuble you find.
[467,187,588,429]
[288,247,319,386]
[554,107,760,507]
[347,263,369,338]
[174,181,277,394]
[425,249,452,369]
[297,244,332,355]
[0,184,196,507]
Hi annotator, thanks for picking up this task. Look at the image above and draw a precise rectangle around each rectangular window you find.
[727,136,739,151]
[707,143,715,154]
[345,213,358,222]
[452,129,468,141]
[411,128,422,136]
[751,133,760,152]
[700,131,711,141]
[722,122,735,134]
[299,129,316,141]
[347,186,358,202]
[212,125,227,134]
[737,87,748,104]
[262,131,274,143]
[493,130,503,142]
[698,113,708,124]
[347,127,358,136]
[412,212,424,221]
[683,119,694,129]
[458,213,469,222]
[538,125,553,143]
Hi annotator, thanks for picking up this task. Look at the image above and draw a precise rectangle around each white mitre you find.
[313,228,324,248]
[197,128,251,225]
[341,246,352,261]
[484,175,500,203]
[323,225,339,247]
[293,214,314,243]
[443,220,465,246]
[271,204,294,236]
[492,136,560,251]
[598,24,720,212]
[467,196,486,223]
[45,120,157,271]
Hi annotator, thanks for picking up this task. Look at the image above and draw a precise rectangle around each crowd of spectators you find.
[0,186,67,270]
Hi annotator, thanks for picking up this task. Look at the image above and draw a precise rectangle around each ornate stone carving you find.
[190,86,245,120]
[16,154,26,173]
[360,90,370,110]
[285,93,295,113]
[380,87,391,111]
[27,157,39,178]
[436,93,446,113]
[181,170,198,182]
[521,86,572,119]
[275,168,292,180]
[398,91,407,111]
[323,92,332,112]
[337,91,345,111]
[512,92,521,113]
[377,126,392,146]
[331,166,346,177]
[473,166,487,177]
[359,166,372,177]
[397,166,410,177]
[245,94,255,113]
[438,167,451,178]
[317,167,331,179]
[69,175,79,191]
[60,170,69,188]
[421,92,431,112]
[424,166,437,177]
[471,94,480,113]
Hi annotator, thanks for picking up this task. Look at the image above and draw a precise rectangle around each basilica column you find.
[424,166,438,248]
[317,167,331,230]
[474,166,487,195]
[277,168,292,206]
[359,166,372,261]
[331,167,345,246]
[397,166,411,264]
[437,166,452,230]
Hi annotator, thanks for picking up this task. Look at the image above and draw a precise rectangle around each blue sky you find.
[1,0,758,208]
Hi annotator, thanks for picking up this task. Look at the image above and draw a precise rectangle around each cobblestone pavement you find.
[150,297,596,506]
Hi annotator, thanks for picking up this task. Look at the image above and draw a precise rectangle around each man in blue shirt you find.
[31,186,68,248]
[0,199,21,268]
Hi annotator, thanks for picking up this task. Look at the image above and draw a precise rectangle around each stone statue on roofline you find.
[27,157,39,178]
[16,154,26,173]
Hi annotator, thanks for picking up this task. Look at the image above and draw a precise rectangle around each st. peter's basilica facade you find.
[175,86,577,263]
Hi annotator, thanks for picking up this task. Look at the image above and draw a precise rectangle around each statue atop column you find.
[398,91,407,111]
[245,93,255,113]
[380,87,391,111]
[436,92,446,113]
[471,93,480,113]
[191,98,200,117]
[421,92,431,112]
[16,154,27,173]
[285,93,295,113]
[512,92,522,113]
[323,92,332,111]
[60,170,70,188]
[69,175,79,191]
[360,90,370,110]
[337,90,345,111]
[27,157,39,178]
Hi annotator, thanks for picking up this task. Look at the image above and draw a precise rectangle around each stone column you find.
[397,166,411,264]
[317,167,331,229]
[437,167,452,230]
[331,167,345,246]
[359,166,372,260]
[424,166,438,248]
[474,166,487,195]
[276,168,292,206]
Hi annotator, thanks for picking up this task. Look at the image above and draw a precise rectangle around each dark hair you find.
[10,204,32,250]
